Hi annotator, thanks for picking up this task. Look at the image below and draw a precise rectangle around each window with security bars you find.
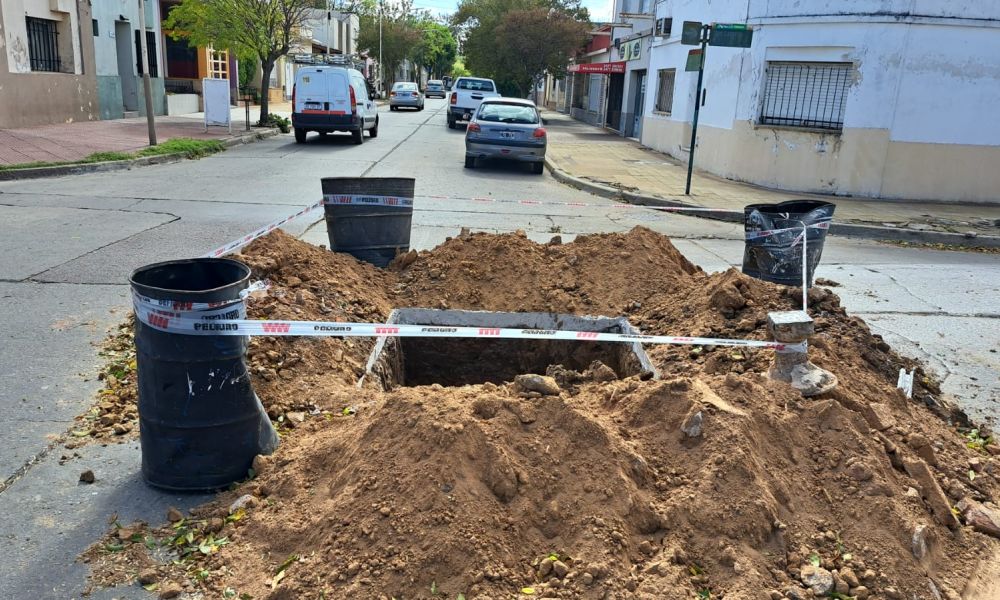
[655,69,675,114]
[759,62,852,131]
[135,31,159,77]
[26,17,61,72]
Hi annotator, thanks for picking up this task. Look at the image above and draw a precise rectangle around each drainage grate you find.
[362,309,658,389]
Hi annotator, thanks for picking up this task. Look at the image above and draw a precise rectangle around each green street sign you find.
[709,23,753,48]
[685,49,703,72]
[681,21,703,45]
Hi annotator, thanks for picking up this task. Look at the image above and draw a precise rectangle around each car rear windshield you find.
[393,83,417,90]
[456,79,496,92]
[477,103,539,124]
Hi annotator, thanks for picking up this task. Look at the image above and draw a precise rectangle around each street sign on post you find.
[681,21,703,45]
[709,23,754,48]
[685,49,703,72]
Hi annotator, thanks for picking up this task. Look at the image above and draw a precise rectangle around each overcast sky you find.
[407,0,615,22]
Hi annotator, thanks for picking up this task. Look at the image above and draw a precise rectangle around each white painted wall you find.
[646,0,1000,146]
[2,0,84,74]
[639,0,1000,200]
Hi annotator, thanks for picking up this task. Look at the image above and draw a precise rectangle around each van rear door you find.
[296,68,351,115]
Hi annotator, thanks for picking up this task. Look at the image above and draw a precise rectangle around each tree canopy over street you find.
[453,0,590,96]
[164,0,316,119]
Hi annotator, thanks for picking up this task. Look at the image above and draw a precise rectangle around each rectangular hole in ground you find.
[362,309,657,390]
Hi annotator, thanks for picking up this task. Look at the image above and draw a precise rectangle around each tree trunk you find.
[259,58,275,123]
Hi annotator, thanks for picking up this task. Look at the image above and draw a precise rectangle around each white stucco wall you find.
[639,0,1000,202]
[92,0,163,77]
[3,0,84,74]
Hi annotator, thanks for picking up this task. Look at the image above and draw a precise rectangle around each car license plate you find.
[305,102,321,110]
[499,132,516,139]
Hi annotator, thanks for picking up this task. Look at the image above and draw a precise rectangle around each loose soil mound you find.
[83,228,1000,600]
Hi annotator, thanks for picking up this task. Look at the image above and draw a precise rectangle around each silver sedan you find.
[464,98,546,174]
[389,82,424,111]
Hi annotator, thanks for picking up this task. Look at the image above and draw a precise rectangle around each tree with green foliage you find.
[164,0,315,121]
[355,0,423,92]
[453,0,589,96]
[414,22,458,79]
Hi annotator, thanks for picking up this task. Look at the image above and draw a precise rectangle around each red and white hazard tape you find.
[131,302,804,352]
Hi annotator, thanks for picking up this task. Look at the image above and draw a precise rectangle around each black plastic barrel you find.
[130,258,278,491]
[322,177,415,267]
[742,200,835,287]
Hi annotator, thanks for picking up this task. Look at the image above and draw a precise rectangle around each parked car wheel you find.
[464,156,476,169]
[294,128,306,144]
[352,128,364,145]
[531,162,545,175]
[369,118,379,138]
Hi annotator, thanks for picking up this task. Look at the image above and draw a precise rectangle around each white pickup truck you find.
[447,77,500,129]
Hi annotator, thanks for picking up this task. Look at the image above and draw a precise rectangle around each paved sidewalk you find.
[0,114,274,167]
[543,110,1000,238]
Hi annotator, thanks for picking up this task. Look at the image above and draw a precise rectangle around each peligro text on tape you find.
[131,281,268,313]
[132,303,804,352]
[323,194,413,208]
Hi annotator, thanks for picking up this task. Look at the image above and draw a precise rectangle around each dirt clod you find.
[79,470,95,484]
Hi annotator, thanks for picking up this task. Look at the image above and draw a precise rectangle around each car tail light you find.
[450,93,457,105]
[390,91,396,97]
[350,85,357,113]
[467,122,481,133]
[533,128,547,138]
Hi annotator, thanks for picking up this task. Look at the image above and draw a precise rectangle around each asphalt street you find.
[1,97,998,598]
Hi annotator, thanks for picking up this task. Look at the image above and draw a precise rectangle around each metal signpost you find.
[681,21,753,195]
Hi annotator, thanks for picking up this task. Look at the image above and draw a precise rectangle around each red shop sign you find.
[568,61,626,74]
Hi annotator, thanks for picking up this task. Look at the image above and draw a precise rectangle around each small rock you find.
[285,276,302,287]
[680,408,703,438]
[799,565,834,596]
[552,560,569,579]
[584,361,617,383]
[957,497,1000,538]
[904,458,959,528]
[912,523,933,560]
[861,569,876,583]
[638,540,654,556]
[205,517,225,534]
[229,494,255,514]
[346,561,361,576]
[884,587,903,599]
[429,268,442,280]
[252,454,272,476]
[969,457,984,473]
[839,567,859,588]
[785,587,807,600]
[513,374,561,396]
[847,461,874,482]
[79,470,95,484]
[904,486,921,499]
[166,506,184,523]
[850,586,870,600]
[908,434,938,465]
[379,505,391,517]
[548,235,562,246]
[862,403,896,431]
[159,582,182,599]
[767,591,783,600]
[138,568,158,585]
[580,572,594,586]
[833,573,849,595]
[538,557,554,577]
[515,229,527,238]
[286,411,306,424]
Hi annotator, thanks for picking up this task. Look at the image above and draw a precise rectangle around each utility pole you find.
[378,0,383,96]
[685,24,709,195]
[137,0,157,145]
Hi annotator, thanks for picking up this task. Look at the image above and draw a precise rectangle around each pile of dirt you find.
[394,227,700,315]
[82,228,1000,600]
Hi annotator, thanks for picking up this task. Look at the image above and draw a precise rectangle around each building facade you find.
[634,0,1000,203]
[158,0,237,114]
[0,0,99,128]
[565,23,614,127]
[92,0,166,119]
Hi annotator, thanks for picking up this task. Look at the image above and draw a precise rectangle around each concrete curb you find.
[0,127,282,182]
[544,157,1000,249]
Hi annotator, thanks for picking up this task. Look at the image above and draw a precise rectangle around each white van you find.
[292,66,378,144]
